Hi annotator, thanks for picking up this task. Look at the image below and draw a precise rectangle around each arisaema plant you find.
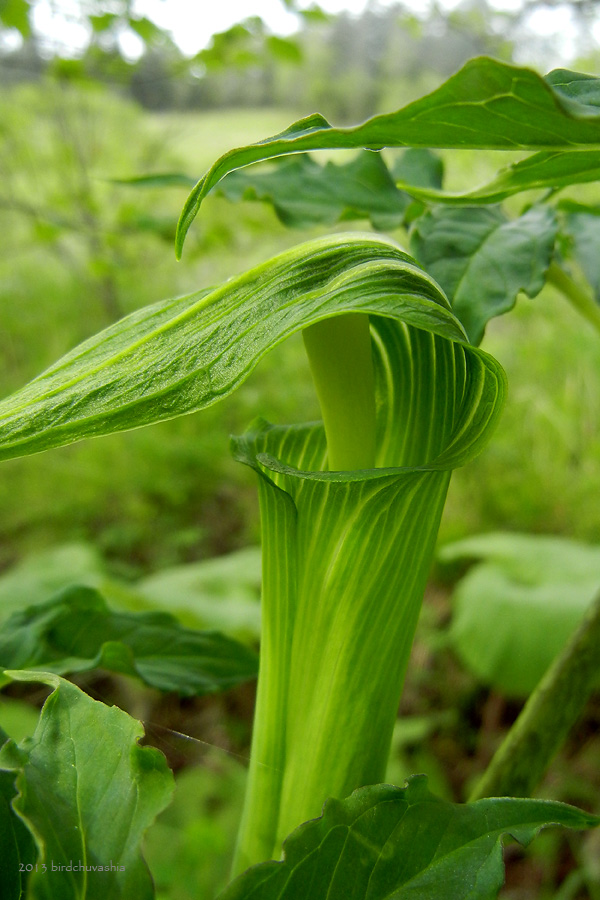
[1,56,599,899]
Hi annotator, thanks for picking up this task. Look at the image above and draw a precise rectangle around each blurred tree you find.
[0,1,309,108]
[129,47,179,110]
[2,1,599,116]
[0,0,165,57]
[0,0,30,37]
[0,82,189,324]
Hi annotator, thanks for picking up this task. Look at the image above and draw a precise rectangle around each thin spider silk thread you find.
[76,677,279,773]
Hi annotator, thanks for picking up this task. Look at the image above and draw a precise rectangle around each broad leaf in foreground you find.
[219,775,599,900]
[176,58,600,254]
[0,768,37,900]
[0,584,258,695]
[0,670,174,900]
[410,205,558,343]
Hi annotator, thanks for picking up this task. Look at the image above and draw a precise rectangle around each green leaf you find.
[545,67,600,108]
[0,543,261,640]
[395,150,600,205]
[0,542,105,624]
[0,768,37,899]
[89,12,117,33]
[175,58,600,254]
[0,0,30,36]
[298,5,330,24]
[470,589,600,801]
[265,35,302,64]
[0,233,473,462]
[410,205,558,344]
[559,201,600,300]
[127,15,162,43]
[219,775,599,899]
[0,671,174,900]
[391,147,444,189]
[144,759,246,900]
[440,532,600,696]
[138,546,262,640]
[216,152,409,229]
[0,696,41,742]
[0,584,258,695]
[197,20,265,70]
[113,172,197,189]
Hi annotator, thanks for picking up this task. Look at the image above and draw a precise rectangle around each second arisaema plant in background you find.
[0,56,600,900]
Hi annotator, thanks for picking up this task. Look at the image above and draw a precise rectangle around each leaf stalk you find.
[470,589,600,801]
[547,261,600,337]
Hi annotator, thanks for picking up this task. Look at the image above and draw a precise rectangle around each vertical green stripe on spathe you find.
[231,472,298,871]
[230,323,505,870]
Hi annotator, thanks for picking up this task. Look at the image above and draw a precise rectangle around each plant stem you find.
[302,313,376,470]
[470,590,600,801]
[546,262,600,337]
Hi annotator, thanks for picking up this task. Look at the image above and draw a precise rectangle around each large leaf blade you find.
[0,584,258,695]
[176,58,600,254]
[395,149,600,205]
[559,200,600,300]
[219,776,599,899]
[0,233,468,462]
[410,205,558,343]
[216,151,409,229]
[0,768,37,899]
[0,670,174,900]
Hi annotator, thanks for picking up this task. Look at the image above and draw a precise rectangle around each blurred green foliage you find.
[440,533,600,695]
[146,753,246,900]
[1,46,600,895]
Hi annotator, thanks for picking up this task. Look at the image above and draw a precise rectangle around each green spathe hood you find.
[0,233,489,463]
